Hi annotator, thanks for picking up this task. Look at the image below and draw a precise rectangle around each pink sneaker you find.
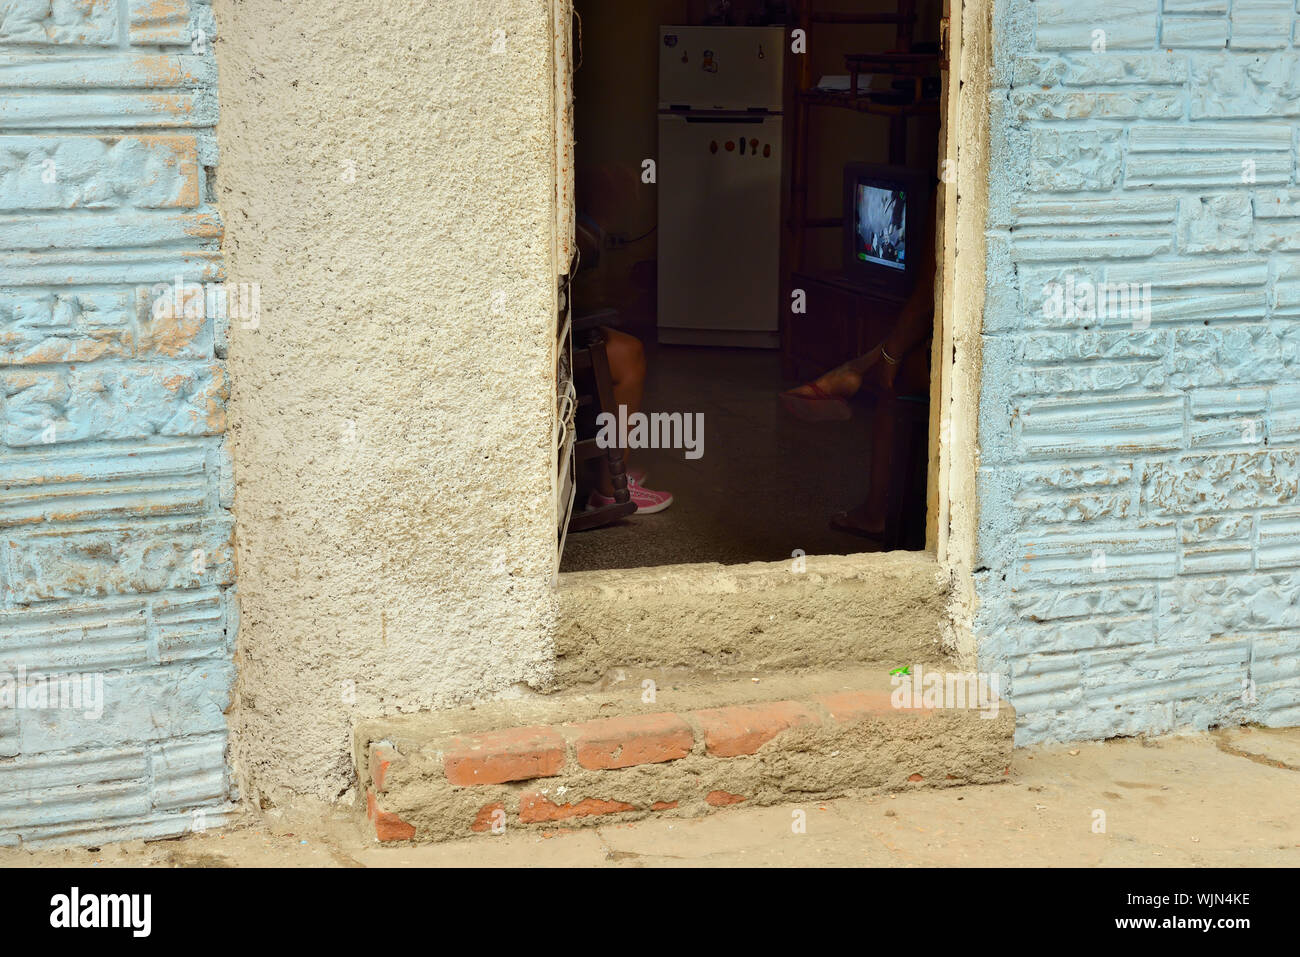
[587,476,674,515]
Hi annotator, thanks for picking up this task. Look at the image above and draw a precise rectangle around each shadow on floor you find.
[561,333,887,573]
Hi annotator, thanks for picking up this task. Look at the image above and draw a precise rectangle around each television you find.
[843,163,931,296]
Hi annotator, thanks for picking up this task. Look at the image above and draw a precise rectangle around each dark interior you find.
[561,0,943,573]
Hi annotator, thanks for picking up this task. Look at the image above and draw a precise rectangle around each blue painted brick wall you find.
[0,0,237,846]
[980,0,1300,742]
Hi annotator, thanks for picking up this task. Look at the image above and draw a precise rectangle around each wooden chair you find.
[567,307,636,532]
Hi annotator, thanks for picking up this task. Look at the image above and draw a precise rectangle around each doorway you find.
[559,0,947,574]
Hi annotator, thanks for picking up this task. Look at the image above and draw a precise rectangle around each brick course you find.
[571,712,694,770]
[359,684,1001,843]
[443,726,567,786]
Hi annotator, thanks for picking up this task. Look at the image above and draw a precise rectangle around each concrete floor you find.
[561,336,894,572]
[5,729,1297,867]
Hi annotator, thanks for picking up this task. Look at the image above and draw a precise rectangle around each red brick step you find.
[355,663,1014,844]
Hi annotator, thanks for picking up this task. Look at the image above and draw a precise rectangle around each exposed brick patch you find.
[471,802,506,833]
[374,812,416,842]
[367,790,416,842]
[443,726,566,786]
[519,792,635,823]
[572,712,694,770]
[369,745,397,793]
[706,790,746,807]
[694,701,820,757]
[815,690,932,722]
[354,675,1014,844]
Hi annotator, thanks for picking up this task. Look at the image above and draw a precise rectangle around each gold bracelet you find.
[880,345,900,365]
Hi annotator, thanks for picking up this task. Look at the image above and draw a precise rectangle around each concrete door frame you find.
[550,0,991,671]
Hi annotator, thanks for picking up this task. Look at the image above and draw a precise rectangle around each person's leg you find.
[593,327,644,497]
[603,327,645,426]
[835,345,930,535]
[587,327,672,515]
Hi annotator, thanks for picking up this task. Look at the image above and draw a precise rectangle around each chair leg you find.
[584,327,631,505]
[882,411,907,551]
[882,397,928,551]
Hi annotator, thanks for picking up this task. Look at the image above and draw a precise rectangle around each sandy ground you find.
[3,729,1297,868]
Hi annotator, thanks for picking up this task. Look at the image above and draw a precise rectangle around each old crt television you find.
[843,163,930,296]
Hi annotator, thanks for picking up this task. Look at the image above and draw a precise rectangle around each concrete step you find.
[554,552,951,689]
[354,662,1014,844]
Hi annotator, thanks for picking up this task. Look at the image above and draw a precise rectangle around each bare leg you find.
[595,327,645,496]
[837,345,930,534]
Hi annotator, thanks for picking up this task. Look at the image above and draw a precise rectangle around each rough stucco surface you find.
[977,0,1300,742]
[214,0,560,804]
[556,553,950,686]
[0,0,239,846]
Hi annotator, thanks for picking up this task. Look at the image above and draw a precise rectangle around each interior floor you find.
[561,323,881,573]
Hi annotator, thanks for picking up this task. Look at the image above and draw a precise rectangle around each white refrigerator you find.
[657,26,784,348]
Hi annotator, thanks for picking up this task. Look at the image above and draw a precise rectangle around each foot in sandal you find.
[779,364,864,422]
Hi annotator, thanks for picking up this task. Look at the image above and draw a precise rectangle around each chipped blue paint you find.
[0,0,238,846]
[978,0,1300,743]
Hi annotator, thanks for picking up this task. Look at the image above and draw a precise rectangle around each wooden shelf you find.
[809,12,914,24]
[797,89,938,117]
[783,0,936,380]
[843,51,940,75]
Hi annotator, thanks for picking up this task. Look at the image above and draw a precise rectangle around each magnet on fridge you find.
[725,140,735,151]
[739,138,746,155]
[758,44,766,59]
[710,140,718,153]
[750,138,759,153]
[763,144,772,157]
[701,50,718,73]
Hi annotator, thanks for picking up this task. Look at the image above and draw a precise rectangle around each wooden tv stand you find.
[782,270,906,381]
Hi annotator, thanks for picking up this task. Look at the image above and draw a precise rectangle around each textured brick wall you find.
[978,0,1300,742]
[0,0,237,845]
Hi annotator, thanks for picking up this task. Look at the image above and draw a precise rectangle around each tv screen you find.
[843,163,929,295]
[854,183,907,272]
